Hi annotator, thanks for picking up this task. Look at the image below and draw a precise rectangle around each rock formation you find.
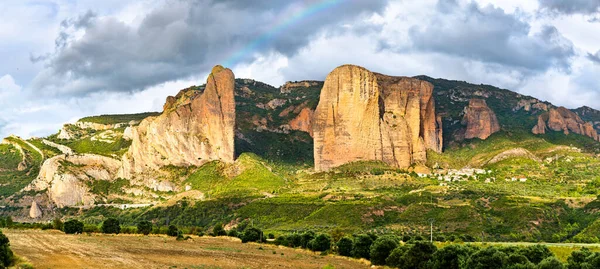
[120,65,235,177]
[289,108,314,136]
[29,201,42,218]
[462,99,500,140]
[312,65,442,172]
[534,107,600,141]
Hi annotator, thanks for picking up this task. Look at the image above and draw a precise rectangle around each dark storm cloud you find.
[588,50,600,64]
[31,0,387,96]
[538,0,600,15]
[405,1,574,71]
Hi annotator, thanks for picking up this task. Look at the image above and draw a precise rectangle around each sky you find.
[0,0,599,139]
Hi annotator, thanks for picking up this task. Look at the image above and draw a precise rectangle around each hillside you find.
[2,66,600,244]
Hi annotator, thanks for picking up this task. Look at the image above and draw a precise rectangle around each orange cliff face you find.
[120,65,236,178]
[533,107,600,141]
[462,99,501,140]
[312,65,442,172]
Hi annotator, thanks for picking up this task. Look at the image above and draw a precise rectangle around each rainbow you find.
[222,0,345,67]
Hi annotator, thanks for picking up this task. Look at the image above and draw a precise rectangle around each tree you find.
[567,247,591,269]
[137,221,153,235]
[537,257,564,269]
[63,219,84,234]
[0,231,13,268]
[506,254,535,269]
[394,241,437,269]
[466,247,508,269]
[369,235,399,265]
[352,234,374,259]
[241,227,263,243]
[430,244,476,269]
[386,245,410,268]
[287,233,302,248]
[337,237,354,257]
[301,231,316,249]
[520,245,553,264]
[167,225,179,237]
[4,217,12,228]
[101,218,121,234]
[308,234,331,252]
[213,223,226,236]
[52,218,64,231]
[227,229,239,238]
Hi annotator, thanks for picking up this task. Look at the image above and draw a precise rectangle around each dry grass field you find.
[3,229,369,269]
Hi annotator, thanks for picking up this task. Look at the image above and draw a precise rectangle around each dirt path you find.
[4,229,369,269]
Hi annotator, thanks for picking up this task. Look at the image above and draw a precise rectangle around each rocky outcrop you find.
[120,65,235,178]
[27,154,122,208]
[536,107,600,141]
[42,139,73,155]
[514,99,548,112]
[29,201,42,219]
[289,108,314,136]
[462,99,500,140]
[532,115,547,134]
[280,80,321,93]
[487,148,541,165]
[313,65,442,171]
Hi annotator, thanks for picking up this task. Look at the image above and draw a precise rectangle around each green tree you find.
[369,235,399,265]
[0,231,13,268]
[308,234,331,252]
[4,217,12,228]
[567,247,591,269]
[506,254,535,269]
[385,244,410,268]
[301,231,316,249]
[287,233,302,248]
[63,219,84,234]
[396,241,437,269]
[213,223,226,236]
[466,247,508,269]
[352,234,374,259]
[101,218,121,234]
[336,237,354,257]
[227,229,239,238]
[241,227,263,243]
[537,257,564,269]
[167,225,179,237]
[520,245,554,264]
[137,221,153,235]
[52,217,64,231]
[430,244,477,269]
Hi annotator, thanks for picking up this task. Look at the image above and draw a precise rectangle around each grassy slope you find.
[0,137,43,199]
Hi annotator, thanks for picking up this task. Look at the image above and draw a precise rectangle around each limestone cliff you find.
[532,115,547,134]
[312,65,442,172]
[462,99,500,140]
[120,65,235,177]
[534,107,599,141]
[289,108,314,136]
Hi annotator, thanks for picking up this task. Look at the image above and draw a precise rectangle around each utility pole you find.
[428,218,435,242]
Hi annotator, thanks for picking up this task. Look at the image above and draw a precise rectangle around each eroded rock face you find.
[313,65,442,171]
[27,154,122,208]
[120,65,235,177]
[536,107,600,141]
[462,99,500,140]
[29,201,42,219]
[532,115,547,134]
[289,108,314,136]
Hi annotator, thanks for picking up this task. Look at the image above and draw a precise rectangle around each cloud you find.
[538,0,600,15]
[403,1,574,72]
[31,0,387,96]
[588,50,600,64]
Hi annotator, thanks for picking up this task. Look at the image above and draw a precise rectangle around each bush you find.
[537,257,564,269]
[506,254,535,269]
[241,227,263,243]
[391,241,437,269]
[101,218,121,234]
[52,218,64,231]
[520,245,553,264]
[227,229,239,238]
[386,245,410,268]
[336,237,354,257]
[287,233,302,248]
[63,219,84,234]
[0,231,13,268]
[352,234,374,259]
[308,234,331,252]
[213,223,226,236]
[301,231,316,249]
[466,247,508,269]
[167,225,179,237]
[268,233,275,239]
[369,235,399,265]
[137,221,153,235]
[430,244,476,269]
[274,235,288,246]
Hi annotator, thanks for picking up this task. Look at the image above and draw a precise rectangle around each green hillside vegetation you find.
[78,112,160,125]
[0,137,43,198]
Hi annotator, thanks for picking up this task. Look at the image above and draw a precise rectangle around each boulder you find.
[462,99,500,140]
[312,65,442,171]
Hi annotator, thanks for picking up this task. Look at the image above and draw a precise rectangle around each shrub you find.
[101,218,121,234]
[274,235,288,246]
[520,245,553,264]
[267,233,275,239]
[537,257,564,269]
[336,237,354,257]
[63,219,84,234]
[213,223,226,236]
[567,247,591,269]
[352,234,374,259]
[167,225,179,237]
[52,217,64,231]
[227,229,239,238]
[0,231,13,268]
[386,245,410,268]
[394,241,437,269]
[137,221,153,235]
[369,235,399,265]
[430,244,476,269]
[308,234,331,252]
[466,247,508,269]
[506,254,535,269]
[301,231,316,249]
[241,227,263,243]
[287,233,302,248]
